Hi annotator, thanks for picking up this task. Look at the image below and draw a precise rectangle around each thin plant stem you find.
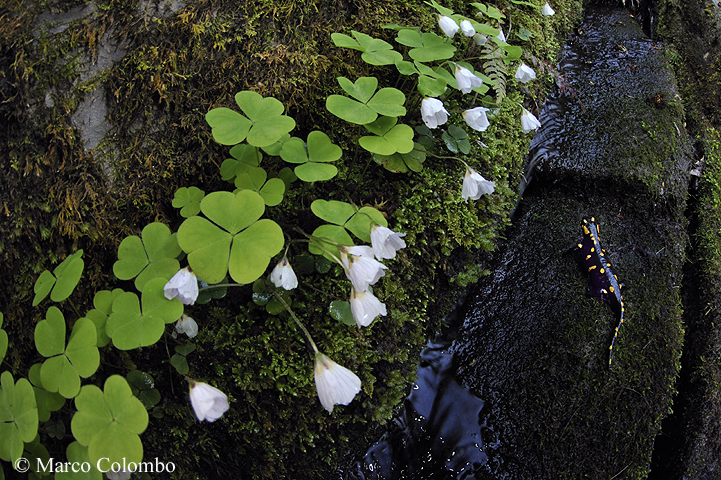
[268,285,319,355]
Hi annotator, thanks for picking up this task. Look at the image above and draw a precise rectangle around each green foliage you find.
[329,300,355,326]
[360,116,415,155]
[331,31,403,65]
[279,131,342,182]
[55,442,103,480]
[177,190,284,284]
[32,250,84,306]
[113,223,182,291]
[205,91,296,147]
[308,200,388,258]
[172,187,206,218]
[84,289,124,348]
[0,371,38,463]
[325,76,406,125]
[395,29,456,62]
[28,364,65,423]
[34,307,99,399]
[442,124,471,154]
[71,375,148,466]
[373,143,427,173]
[106,278,183,350]
[126,371,161,410]
[252,279,293,315]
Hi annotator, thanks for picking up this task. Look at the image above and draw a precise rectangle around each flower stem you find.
[267,285,319,354]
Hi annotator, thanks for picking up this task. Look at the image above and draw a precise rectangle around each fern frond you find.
[480,42,508,105]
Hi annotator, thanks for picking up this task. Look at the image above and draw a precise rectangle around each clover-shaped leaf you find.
[442,124,471,154]
[84,289,124,348]
[373,142,427,173]
[279,131,342,182]
[0,371,39,463]
[71,375,148,466]
[331,31,403,65]
[326,77,406,125]
[220,144,263,182]
[309,200,388,256]
[28,363,65,423]
[106,278,183,350]
[0,312,7,365]
[32,250,85,306]
[359,116,415,155]
[396,30,456,62]
[126,370,161,409]
[113,223,182,292]
[233,166,286,206]
[177,191,283,284]
[329,300,355,326]
[34,307,99,399]
[172,187,206,218]
[206,92,296,147]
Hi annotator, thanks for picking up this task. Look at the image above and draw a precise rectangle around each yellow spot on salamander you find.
[578,243,583,249]
[609,286,614,293]
[588,265,597,271]
[600,268,605,274]
[583,226,590,235]
[591,247,595,252]
[586,255,592,260]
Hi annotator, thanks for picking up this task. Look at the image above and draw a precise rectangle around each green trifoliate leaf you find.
[326,77,406,125]
[359,117,415,155]
[32,270,56,307]
[442,124,471,154]
[56,442,103,480]
[331,31,403,66]
[395,30,456,62]
[71,375,148,466]
[308,201,388,255]
[106,278,183,350]
[279,131,342,182]
[113,223,182,291]
[395,59,418,75]
[177,191,283,284]
[233,166,286,205]
[126,370,161,409]
[471,2,505,19]
[373,143,427,173]
[345,206,388,243]
[0,371,39,463]
[311,200,356,226]
[172,187,206,218]
[35,307,99,398]
[234,91,296,147]
[309,224,353,259]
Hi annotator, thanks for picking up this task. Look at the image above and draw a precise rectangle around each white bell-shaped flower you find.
[463,107,491,132]
[542,2,555,15]
[189,381,229,422]
[340,245,387,292]
[370,224,406,260]
[460,19,476,36]
[521,108,541,133]
[350,287,387,327]
[438,15,459,37]
[462,167,495,202]
[420,97,449,129]
[515,63,537,84]
[455,65,484,94]
[176,314,198,338]
[164,267,199,305]
[314,353,361,413]
[473,33,487,46]
[270,256,298,290]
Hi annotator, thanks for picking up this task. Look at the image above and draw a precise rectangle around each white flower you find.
[460,19,475,36]
[462,167,495,202]
[340,245,387,292]
[350,288,387,327]
[497,27,506,42]
[164,267,199,305]
[314,353,361,413]
[515,63,537,84]
[455,65,483,94]
[542,2,555,15]
[270,256,298,290]
[463,107,491,132]
[521,108,541,133]
[189,380,229,422]
[438,15,459,37]
[370,224,406,260]
[420,97,449,129]
[176,314,198,338]
[473,33,487,46]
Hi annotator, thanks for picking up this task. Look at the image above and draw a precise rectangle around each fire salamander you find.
[578,217,626,367]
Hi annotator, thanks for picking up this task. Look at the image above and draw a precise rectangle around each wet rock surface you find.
[452,6,692,478]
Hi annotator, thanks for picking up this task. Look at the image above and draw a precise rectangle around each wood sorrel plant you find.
[0,1,545,475]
